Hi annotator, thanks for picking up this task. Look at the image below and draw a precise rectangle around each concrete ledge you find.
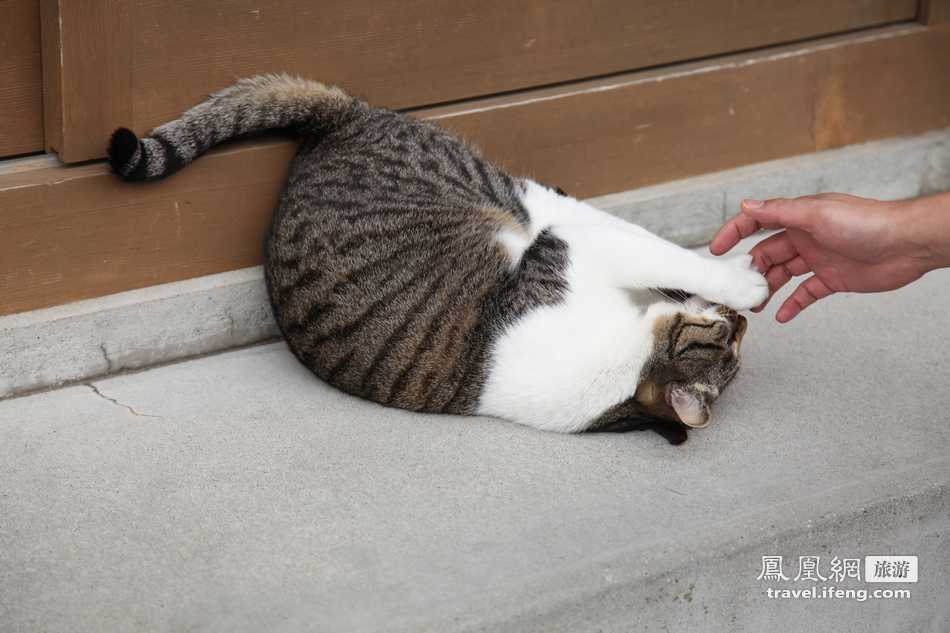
[588,127,950,247]
[0,267,277,398]
[3,129,948,399]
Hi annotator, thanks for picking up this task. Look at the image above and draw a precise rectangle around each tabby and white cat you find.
[108,75,768,444]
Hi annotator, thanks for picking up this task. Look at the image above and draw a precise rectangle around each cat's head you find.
[636,292,748,430]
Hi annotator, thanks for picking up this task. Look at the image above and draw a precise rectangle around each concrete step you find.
[2,259,948,632]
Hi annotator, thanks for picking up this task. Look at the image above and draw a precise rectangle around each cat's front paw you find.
[709,255,769,311]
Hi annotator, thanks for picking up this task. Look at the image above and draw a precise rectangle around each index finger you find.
[711,196,827,255]
[709,204,767,255]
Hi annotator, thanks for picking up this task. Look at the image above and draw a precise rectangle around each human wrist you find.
[899,191,950,275]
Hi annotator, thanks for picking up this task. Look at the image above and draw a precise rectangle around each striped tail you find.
[107,74,351,182]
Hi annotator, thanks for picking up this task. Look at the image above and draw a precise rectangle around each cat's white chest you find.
[476,280,654,433]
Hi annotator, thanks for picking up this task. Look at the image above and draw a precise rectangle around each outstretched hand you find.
[709,194,938,322]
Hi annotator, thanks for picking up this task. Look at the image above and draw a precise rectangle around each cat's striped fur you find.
[109,74,768,443]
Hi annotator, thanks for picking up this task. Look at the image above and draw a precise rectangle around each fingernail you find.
[742,199,764,209]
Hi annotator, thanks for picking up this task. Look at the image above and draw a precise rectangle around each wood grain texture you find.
[424,25,950,196]
[920,0,950,23]
[0,140,295,317]
[39,0,63,156]
[46,0,917,162]
[40,0,132,162]
[3,24,949,316]
[0,0,43,157]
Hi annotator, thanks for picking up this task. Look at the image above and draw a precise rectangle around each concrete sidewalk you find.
[2,269,949,632]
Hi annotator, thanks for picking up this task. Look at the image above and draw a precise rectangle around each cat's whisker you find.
[651,287,687,305]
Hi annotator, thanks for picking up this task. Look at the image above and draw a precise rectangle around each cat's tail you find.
[107,74,352,182]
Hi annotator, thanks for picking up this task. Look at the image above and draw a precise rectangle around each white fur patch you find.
[477,280,675,432]
[476,179,759,433]
[495,228,530,267]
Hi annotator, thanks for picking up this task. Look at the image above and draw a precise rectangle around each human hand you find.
[709,193,938,322]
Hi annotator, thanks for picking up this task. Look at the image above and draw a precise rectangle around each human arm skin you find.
[708,191,950,322]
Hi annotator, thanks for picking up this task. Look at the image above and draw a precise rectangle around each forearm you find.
[902,190,950,275]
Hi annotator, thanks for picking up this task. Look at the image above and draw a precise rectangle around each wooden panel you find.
[4,24,949,317]
[40,0,132,161]
[44,0,917,162]
[920,0,950,23]
[38,0,62,156]
[426,25,950,196]
[0,140,295,316]
[0,0,43,157]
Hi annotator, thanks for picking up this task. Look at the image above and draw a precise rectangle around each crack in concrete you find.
[85,384,163,419]
[99,343,114,374]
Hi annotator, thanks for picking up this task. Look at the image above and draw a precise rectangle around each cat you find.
[107,74,768,445]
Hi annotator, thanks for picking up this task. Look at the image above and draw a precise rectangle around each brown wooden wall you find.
[40,0,916,162]
[921,0,950,23]
[0,0,44,157]
[0,1,947,317]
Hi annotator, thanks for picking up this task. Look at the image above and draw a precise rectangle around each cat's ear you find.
[669,384,710,428]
